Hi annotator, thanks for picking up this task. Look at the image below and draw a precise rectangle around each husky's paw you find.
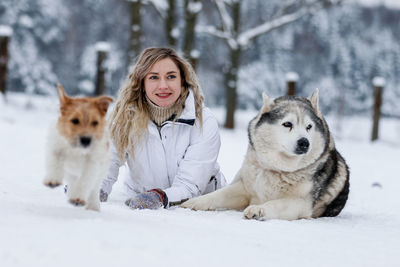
[69,198,86,206]
[181,196,216,211]
[43,178,62,188]
[243,205,266,221]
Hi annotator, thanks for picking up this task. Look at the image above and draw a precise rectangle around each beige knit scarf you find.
[145,90,188,126]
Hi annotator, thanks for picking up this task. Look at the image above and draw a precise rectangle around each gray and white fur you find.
[182,89,349,220]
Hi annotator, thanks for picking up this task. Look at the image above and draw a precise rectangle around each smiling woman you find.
[144,58,182,107]
[100,47,226,210]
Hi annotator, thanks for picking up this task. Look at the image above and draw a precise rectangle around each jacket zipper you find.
[155,123,172,185]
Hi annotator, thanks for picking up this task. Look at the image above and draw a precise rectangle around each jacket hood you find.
[178,89,196,121]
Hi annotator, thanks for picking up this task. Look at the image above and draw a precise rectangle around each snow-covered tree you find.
[183,0,202,67]
[0,0,68,97]
[197,0,340,128]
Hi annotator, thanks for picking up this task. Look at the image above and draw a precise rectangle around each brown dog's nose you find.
[80,136,91,147]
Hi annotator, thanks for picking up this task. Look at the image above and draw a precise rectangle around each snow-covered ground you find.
[1,93,400,267]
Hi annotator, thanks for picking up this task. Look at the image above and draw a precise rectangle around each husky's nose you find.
[295,138,309,154]
[80,136,91,147]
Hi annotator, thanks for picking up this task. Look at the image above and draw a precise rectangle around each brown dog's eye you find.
[71,118,79,125]
[92,121,98,127]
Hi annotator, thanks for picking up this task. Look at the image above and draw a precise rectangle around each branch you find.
[195,25,239,50]
[195,25,230,39]
[272,0,302,19]
[214,0,233,35]
[145,0,168,19]
[237,0,334,46]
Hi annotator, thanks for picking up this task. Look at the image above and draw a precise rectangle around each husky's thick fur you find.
[182,89,349,220]
[43,84,113,211]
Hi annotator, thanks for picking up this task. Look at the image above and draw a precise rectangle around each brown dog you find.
[43,84,113,211]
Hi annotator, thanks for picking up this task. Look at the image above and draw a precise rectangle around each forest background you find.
[0,0,399,128]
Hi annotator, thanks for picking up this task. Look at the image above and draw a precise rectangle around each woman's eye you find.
[71,118,79,125]
[282,122,292,128]
[149,75,158,80]
[167,74,176,79]
[306,124,312,131]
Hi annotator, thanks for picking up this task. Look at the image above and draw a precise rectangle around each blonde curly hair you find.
[110,47,204,160]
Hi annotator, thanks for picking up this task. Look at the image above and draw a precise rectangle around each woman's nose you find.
[159,77,168,89]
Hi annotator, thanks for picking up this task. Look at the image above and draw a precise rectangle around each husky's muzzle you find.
[295,137,309,154]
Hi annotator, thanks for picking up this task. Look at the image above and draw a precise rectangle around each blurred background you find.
[0,0,399,129]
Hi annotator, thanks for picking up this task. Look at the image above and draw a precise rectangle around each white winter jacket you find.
[101,90,226,206]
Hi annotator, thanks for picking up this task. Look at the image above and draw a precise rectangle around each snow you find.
[171,27,180,38]
[18,15,34,28]
[355,0,400,9]
[78,80,95,95]
[188,1,202,14]
[372,77,386,87]
[95,42,111,52]
[1,92,400,267]
[285,72,299,82]
[147,0,168,14]
[190,49,200,59]
[131,24,140,32]
[0,25,13,37]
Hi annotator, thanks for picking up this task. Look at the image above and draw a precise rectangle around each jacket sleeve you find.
[101,141,125,194]
[164,110,221,204]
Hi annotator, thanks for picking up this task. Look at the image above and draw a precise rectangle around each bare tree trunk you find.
[0,34,10,96]
[94,43,109,96]
[224,47,241,129]
[128,0,142,70]
[371,77,385,141]
[183,0,200,68]
[224,1,241,129]
[166,0,177,48]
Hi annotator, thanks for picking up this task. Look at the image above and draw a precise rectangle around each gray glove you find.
[99,189,108,202]
[125,189,168,210]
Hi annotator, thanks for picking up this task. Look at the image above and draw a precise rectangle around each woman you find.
[100,47,226,209]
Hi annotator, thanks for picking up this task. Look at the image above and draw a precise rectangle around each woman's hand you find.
[125,189,168,209]
[99,189,108,202]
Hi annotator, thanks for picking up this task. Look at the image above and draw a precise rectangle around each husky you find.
[43,84,113,211]
[182,89,349,220]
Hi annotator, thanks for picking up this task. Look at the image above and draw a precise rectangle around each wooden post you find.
[94,42,110,96]
[0,26,13,97]
[286,72,299,96]
[371,77,385,141]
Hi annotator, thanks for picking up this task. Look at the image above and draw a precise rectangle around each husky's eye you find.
[71,118,79,125]
[306,124,312,131]
[282,122,292,129]
[92,121,98,127]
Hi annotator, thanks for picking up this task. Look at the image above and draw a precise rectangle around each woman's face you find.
[144,58,182,107]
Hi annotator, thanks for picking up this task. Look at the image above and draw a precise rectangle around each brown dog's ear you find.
[95,96,114,116]
[57,84,71,115]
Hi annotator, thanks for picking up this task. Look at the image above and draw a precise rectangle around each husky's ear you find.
[261,92,274,113]
[309,88,321,115]
[95,96,114,116]
[57,84,71,115]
